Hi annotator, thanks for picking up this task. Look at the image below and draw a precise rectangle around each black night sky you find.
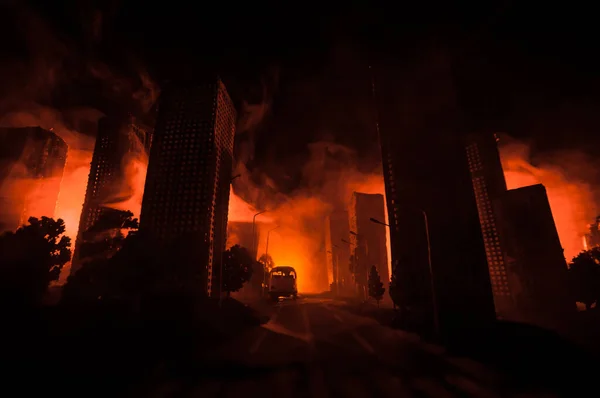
[2,1,600,193]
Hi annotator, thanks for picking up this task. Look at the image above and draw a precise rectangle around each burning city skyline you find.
[499,138,598,261]
[0,103,597,287]
[0,3,598,290]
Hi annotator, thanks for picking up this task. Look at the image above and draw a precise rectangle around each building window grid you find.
[467,144,511,296]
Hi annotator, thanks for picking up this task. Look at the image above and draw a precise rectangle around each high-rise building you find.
[465,133,516,319]
[70,116,151,274]
[139,77,237,297]
[494,184,575,328]
[374,52,496,337]
[0,127,67,232]
[325,210,352,293]
[466,134,576,329]
[348,193,389,298]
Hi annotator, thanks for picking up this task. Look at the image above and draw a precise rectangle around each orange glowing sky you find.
[227,171,391,293]
[7,117,585,287]
[499,142,595,261]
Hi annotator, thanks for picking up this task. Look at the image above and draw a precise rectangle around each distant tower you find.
[325,210,352,293]
[494,184,576,328]
[466,134,575,329]
[139,77,237,297]
[0,127,67,232]
[348,193,389,298]
[70,116,151,275]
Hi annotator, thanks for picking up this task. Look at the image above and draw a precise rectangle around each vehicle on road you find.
[268,266,298,301]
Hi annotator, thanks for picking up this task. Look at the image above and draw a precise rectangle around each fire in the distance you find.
[3,114,593,285]
[227,175,392,294]
[499,140,596,261]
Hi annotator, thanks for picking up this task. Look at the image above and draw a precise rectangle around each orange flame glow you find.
[226,154,391,293]
[54,148,93,242]
[500,140,596,262]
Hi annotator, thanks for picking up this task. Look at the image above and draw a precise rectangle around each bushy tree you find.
[222,245,254,297]
[569,248,600,310]
[251,253,273,293]
[258,253,275,272]
[0,216,71,307]
[389,267,401,310]
[78,208,138,263]
[63,233,206,306]
[368,265,385,307]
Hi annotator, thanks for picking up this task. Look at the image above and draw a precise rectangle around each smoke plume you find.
[499,136,598,261]
[0,4,159,281]
[228,137,388,293]
[0,106,99,241]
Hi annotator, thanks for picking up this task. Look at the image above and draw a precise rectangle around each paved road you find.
[149,297,560,397]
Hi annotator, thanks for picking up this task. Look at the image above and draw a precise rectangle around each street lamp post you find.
[332,243,340,293]
[341,239,356,292]
[262,225,279,295]
[264,225,279,259]
[349,231,368,300]
[251,210,267,261]
[219,174,241,307]
[326,249,336,294]
[370,214,439,338]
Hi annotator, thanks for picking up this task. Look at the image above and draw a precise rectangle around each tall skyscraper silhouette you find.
[374,50,496,337]
[495,184,575,328]
[465,133,515,319]
[466,134,575,328]
[71,116,150,275]
[0,127,67,232]
[139,77,237,297]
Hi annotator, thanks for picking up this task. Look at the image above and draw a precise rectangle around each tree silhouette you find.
[569,248,600,310]
[0,216,71,307]
[251,254,273,294]
[258,253,275,272]
[389,265,401,310]
[222,245,254,297]
[63,233,207,305]
[78,208,139,263]
[368,265,385,307]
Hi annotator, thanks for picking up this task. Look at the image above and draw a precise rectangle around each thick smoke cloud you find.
[499,136,599,261]
[0,4,159,281]
[229,137,388,293]
[227,46,390,293]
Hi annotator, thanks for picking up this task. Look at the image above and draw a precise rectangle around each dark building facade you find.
[494,185,575,328]
[465,134,516,319]
[71,116,151,274]
[325,210,352,293]
[374,51,496,337]
[139,78,237,297]
[0,127,67,232]
[348,193,389,298]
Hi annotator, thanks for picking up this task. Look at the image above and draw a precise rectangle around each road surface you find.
[147,296,560,397]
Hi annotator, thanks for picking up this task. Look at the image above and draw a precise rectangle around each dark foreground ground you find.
[3,295,598,397]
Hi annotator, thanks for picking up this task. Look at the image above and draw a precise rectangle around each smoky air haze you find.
[227,141,390,293]
[0,4,158,280]
[499,136,599,262]
[3,2,600,291]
